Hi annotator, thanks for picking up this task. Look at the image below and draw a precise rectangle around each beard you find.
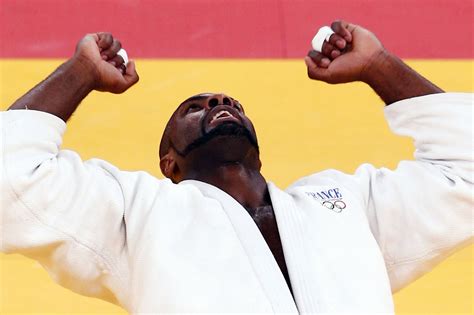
[174,122,259,157]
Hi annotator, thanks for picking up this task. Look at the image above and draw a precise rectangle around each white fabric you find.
[117,48,128,65]
[1,93,472,314]
[312,26,335,52]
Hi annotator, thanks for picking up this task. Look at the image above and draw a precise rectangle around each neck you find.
[177,137,268,209]
[185,163,270,210]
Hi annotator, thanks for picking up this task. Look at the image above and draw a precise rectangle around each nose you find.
[207,94,233,108]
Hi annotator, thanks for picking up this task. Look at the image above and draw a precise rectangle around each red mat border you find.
[1,0,472,58]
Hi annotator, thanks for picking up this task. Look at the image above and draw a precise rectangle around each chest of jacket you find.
[122,180,394,313]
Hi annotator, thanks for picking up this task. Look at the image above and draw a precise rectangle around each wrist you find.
[359,49,443,105]
[8,56,97,121]
[65,55,99,92]
[360,49,393,86]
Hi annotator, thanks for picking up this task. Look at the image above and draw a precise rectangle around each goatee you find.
[175,122,259,157]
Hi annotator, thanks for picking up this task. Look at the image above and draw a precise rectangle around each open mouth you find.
[207,108,241,128]
[210,110,233,123]
[176,106,258,157]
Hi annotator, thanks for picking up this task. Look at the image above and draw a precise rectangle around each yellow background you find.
[0,59,472,314]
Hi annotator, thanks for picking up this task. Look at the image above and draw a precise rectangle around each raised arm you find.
[305,20,443,104]
[1,33,138,304]
[299,21,472,292]
[8,32,138,121]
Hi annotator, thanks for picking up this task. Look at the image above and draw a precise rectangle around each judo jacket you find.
[1,93,473,314]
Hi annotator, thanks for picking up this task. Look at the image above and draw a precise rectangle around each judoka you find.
[1,20,472,314]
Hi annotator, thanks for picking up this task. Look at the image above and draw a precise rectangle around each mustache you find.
[174,122,259,157]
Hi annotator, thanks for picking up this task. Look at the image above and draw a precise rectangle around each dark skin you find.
[159,93,293,290]
[8,20,443,296]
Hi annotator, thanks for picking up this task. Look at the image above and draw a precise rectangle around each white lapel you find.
[181,180,298,314]
[268,182,320,314]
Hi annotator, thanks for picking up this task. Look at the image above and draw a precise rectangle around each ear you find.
[250,150,262,171]
[159,153,178,180]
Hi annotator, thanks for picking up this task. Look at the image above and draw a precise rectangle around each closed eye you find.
[186,104,202,113]
[234,102,244,113]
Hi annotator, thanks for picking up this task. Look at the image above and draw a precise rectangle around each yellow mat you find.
[1,59,472,314]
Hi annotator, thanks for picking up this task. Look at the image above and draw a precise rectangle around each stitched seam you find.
[99,166,127,217]
[97,166,129,293]
[385,241,467,269]
[277,192,319,312]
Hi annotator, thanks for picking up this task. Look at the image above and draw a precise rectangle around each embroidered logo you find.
[305,188,346,213]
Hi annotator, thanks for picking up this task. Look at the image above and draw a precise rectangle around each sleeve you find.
[0,110,128,304]
[356,92,473,291]
[294,92,473,292]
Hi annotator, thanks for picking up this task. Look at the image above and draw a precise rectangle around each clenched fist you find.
[305,20,384,84]
[73,33,139,93]
[9,32,140,121]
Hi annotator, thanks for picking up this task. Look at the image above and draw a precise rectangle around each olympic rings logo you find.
[304,190,347,213]
[322,200,346,212]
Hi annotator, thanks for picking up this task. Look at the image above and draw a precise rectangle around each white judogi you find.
[1,93,472,314]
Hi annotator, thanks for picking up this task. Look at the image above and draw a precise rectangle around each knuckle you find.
[309,52,320,61]
[322,44,332,55]
[102,34,113,44]
[103,49,114,57]
[331,49,341,58]
[308,53,319,62]
[331,20,341,28]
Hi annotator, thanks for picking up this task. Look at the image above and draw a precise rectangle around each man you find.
[1,20,472,313]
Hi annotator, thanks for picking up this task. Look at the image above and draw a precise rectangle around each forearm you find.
[362,51,444,105]
[8,58,95,122]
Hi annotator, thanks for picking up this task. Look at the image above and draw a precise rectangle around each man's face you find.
[166,93,258,156]
[159,93,260,180]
